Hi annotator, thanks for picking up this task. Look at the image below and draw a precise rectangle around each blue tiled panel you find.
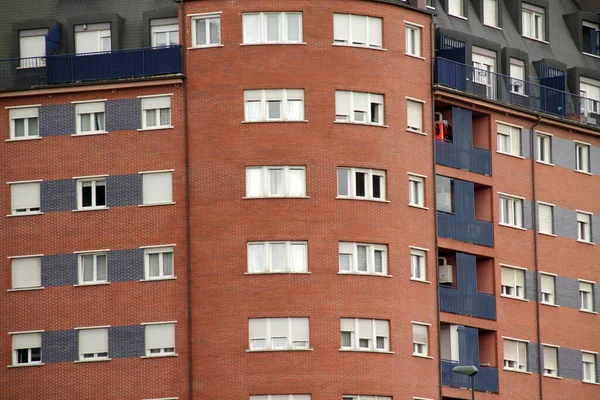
[106,99,141,132]
[39,104,75,137]
[107,174,142,208]
[40,179,77,212]
[108,249,145,282]
[109,325,145,359]
[42,254,77,287]
[42,330,78,363]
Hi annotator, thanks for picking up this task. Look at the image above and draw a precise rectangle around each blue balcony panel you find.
[440,285,496,320]
[437,211,494,247]
[435,140,491,176]
[442,360,499,393]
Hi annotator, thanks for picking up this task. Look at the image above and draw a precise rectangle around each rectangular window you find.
[75,101,106,134]
[577,212,592,242]
[501,266,525,299]
[19,29,48,68]
[575,143,591,173]
[407,99,423,132]
[9,107,39,139]
[536,133,551,163]
[333,14,382,49]
[249,318,309,351]
[583,21,600,56]
[77,178,107,210]
[435,176,454,213]
[410,248,426,281]
[78,253,107,284]
[538,203,554,235]
[543,345,558,377]
[408,175,425,207]
[75,23,111,54]
[151,18,179,47]
[405,25,421,57]
[522,3,545,41]
[448,0,465,18]
[583,352,597,382]
[580,78,600,119]
[248,241,307,273]
[244,89,304,122]
[142,171,173,205]
[335,91,384,125]
[338,242,387,275]
[336,168,386,201]
[343,397,391,400]
[11,257,42,289]
[144,247,174,279]
[483,0,498,27]
[510,58,526,95]
[503,338,528,371]
[412,323,429,356]
[580,281,595,312]
[12,333,42,366]
[141,96,171,129]
[340,318,389,352]
[243,12,302,44]
[246,166,306,198]
[10,182,41,215]
[145,323,176,356]
[250,396,311,400]
[78,328,109,360]
[192,14,221,47]
[472,48,496,99]
[499,195,523,228]
[540,274,556,305]
[497,123,521,156]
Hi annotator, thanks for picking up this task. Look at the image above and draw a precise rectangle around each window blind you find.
[11,182,40,211]
[483,0,497,26]
[10,107,38,120]
[12,257,41,288]
[76,101,105,114]
[334,14,349,42]
[143,172,173,204]
[79,328,108,354]
[358,319,372,339]
[543,346,557,370]
[249,319,267,339]
[375,320,389,337]
[413,324,427,344]
[335,91,351,117]
[504,339,517,361]
[145,323,175,349]
[368,17,382,47]
[351,15,367,44]
[407,100,422,130]
[142,96,170,110]
[341,318,355,332]
[13,333,41,349]
[290,318,309,342]
[541,274,554,294]
[538,204,553,234]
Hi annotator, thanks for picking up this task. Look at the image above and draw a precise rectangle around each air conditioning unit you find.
[438,258,453,284]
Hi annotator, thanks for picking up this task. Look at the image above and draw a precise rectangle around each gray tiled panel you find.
[521,129,532,159]
[42,253,77,287]
[107,174,142,207]
[554,207,578,240]
[42,330,78,363]
[40,179,76,212]
[523,199,534,230]
[109,325,145,359]
[556,276,581,309]
[108,249,145,282]
[106,98,141,132]
[552,137,575,170]
[559,348,583,380]
[525,270,537,301]
[528,343,539,374]
[39,104,75,137]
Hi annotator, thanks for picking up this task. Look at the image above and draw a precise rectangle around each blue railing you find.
[0,46,181,91]
[440,285,496,320]
[435,140,491,175]
[441,360,499,393]
[435,57,600,129]
[436,211,494,247]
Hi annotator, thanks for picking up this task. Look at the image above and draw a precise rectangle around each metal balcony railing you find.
[435,139,491,176]
[439,285,496,320]
[435,57,600,129]
[441,360,499,393]
[436,211,494,247]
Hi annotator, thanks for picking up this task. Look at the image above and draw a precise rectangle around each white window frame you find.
[338,242,388,276]
[537,202,554,235]
[448,0,465,18]
[575,142,591,173]
[244,89,305,122]
[242,12,303,44]
[335,90,384,125]
[10,181,41,215]
[250,396,311,400]
[75,101,106,134]
[11,255,42,290]
[510,58,526,96]
[536,133,552,164]
[245,166,306,198]
[499,194,523,228]
[472,47,497,99]
[248,317,310,351]
[577,211,592,243]
[340,318,389,352]
[412,323,429,357]
[191,13,221,48]
[8,106,40,139]
[11,332,43,366]
[343,396,391,400]
[18,29,48,68]
[77,327,109,361]
[144,247,175,280]
[583,351,598,383]
[483,0,498,27]
[151,18,179,47]
[408,174,425,207]
[540,273,556,305]
[336,167,386,201]
[583,21,600,56]
[76,177,107,210]
[503,337,528,372]
[405,24,421,57]
[143,322,176,356]
[140,95,172,129]
[579,280,595,312]
[542,344,559,377]
[407,98,424,133]
[77,252,108,285]
[501,265,526,299]
[333,14,383,49]
[522,3,545,41]
[580,78,600,118]
[410,248,427,281]
[497,123,521,156]
[247,241,308,273]
[74,23,111,54]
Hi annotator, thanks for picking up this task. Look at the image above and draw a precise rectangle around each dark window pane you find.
[355,172,366,197]
[82,185,92,207]
[17,349,28,363]
[96,183,106,206]
[372,175,381,198]
[30,348,41,362]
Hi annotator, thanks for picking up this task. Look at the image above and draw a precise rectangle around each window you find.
[251,396,310,400]
[580,78,600,119]
[426,0,435,8]
[249,318,309,351]
[583,352,597,382]
[483,0,498,27]
[78,328,109,361]
[75,101,106,134]
[435,176,454,213]
[78,253,107,284]
[144,247,174,279]
[248,241,307,273]
[337,168,386,201]
[19,29,48,68]
[536,133,551,163]
[77,178,107,210]
[407,99,423,132]
[503,338,528,371]
[11,257,42,289]
[575,143,591,173]
[510,59,525,95]
[75,23,111,54]
[501,266,525,299]
[243,12,302,44]
[246,166,306,198]
[142,171,173,205]
[192,14,221,47]
[405,24,421,57]
[583,21,599,56]
[151,18,179,47]
[538,203,554,235]
[343,396,391,400]
[335,91,384,125]
[333,14,382,49]
[141,96,171,129]
[522,3,545,41]
[9,107,39,139]
[499,195,523,228]
[540,274,555,305]
[410,248,426,281]
[408,175,425,207]
[244,89,304,122]
[10,182,41,215]
[497,123,521,156]
[580,281,595,312]
[338,242,387,275]
[340,318,389,352]
[448,0,465,18]
[543,345,558,377]
[12,333,42,366]
[412,323,429,356]
[145,323,176,356]
[472,48,496,98]
[577,212,592,242]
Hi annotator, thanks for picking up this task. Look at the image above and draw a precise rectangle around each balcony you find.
[441,360,499,393]
[440,286,496,320]
[436,140,491,176]
[437,211,494,247]
[435,57,600,129]
[0,45,181,91]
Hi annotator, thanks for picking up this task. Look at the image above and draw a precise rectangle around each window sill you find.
[405,53,426,60]
[535,160,554,167]
[426,5,435,10]
[410,278,431,284]
[540,302,559,308]
[246,349,313,353]
[448,14,468,21]
[138,202,176,207]
[543,374,562,380]
[412,354,433,359]
[501,294,529,302]
[71,131,108,137]
[74,358,111,363]
[583,380,600,386]
[574,169,593,176]
[241,120,309,124]
[140,277,177,282]
[335,197,390,203]
[583,52,600,60]
[510,91,528,98]
[242,196,310,200]
[408,204,429,210]
[407,128,427,135]
[338,272,392,278]
[498,223,527,231]
[503,368,532,374]
[73,282,110,287]
[576,240,595,246]
[72,207,109,212]
[579,309,598,315]
[7,212,43,217]
[331,43,387,52]
[339,349,394,354]
[5,137,42,142]
[240,42,307,46]
[522,35,549,45]
[137,126,174,132]
[7,287,44,292]
[245,272,311,275]
[141,354,178,359]
[187,44,224,50]
[496,151,525,159]
[7,363,44,368]
[483,23,502,31]
[538,232,557,237]
[334,121,389,128]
